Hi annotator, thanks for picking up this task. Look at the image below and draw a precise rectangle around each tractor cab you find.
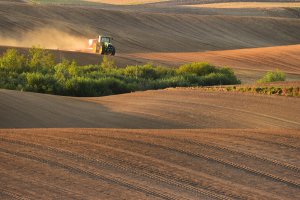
[99,36,112,44]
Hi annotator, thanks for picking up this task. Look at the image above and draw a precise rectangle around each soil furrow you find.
[125,132,300,172]
[0,168,87,199]
[94,135,300,189]
[0,188,29,200]
[0,147,182,200]
[210,132,300,150]
[0,128,298,199]
[42,133,278,199]
[0,136,232,200]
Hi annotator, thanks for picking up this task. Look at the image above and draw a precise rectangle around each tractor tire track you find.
[38,134,276,199]
[0,188,29,200]
[0,167,87,200]
[0,146,182,200]
[8,132,292,199]
[205,132,300,150]
[124,132,300,172]
[93,135,300,189]
[0,137,231,200]
[180,137,300,172]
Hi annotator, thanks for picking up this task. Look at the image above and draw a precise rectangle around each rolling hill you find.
[1,1,300,199]
[1,1,300,53]
[1,88,299,129]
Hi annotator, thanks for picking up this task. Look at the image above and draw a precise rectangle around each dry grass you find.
[185,2,300,9]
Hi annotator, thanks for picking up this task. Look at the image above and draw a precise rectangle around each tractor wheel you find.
[111,48,116,56]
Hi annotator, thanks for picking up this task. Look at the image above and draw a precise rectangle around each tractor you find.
[88,35,116,56]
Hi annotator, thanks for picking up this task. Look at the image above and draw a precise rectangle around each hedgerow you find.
[199,85,299,97]
[0,48,241,97]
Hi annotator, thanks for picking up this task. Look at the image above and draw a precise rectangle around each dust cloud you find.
[0,28,88,51]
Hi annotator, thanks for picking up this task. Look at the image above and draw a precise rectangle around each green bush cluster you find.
[0,48,241,97]
[257,69,286,83]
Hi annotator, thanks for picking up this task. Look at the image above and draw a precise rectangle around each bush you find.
[0,48,241,97]
[0,72,26,90]
[177,62,216,76]
[257,69,286,83]
[63,77,129,96]
[28,47,55,73]
[25,72,57,93]
[0,49,26,73]
[101,55,116,69]
[124,64,163,79]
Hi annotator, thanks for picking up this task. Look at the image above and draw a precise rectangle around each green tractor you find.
[89,35,116,56]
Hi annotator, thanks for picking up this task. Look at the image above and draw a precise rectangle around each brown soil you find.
[1,88,299,129]
[0,128,299,199]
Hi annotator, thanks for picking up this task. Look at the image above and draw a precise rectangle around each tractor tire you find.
[111,47,116,56]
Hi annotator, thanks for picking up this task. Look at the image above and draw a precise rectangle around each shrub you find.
[153,66,175,78]
[257,69,286,83]
[0,72,26,90]
[101,55,116,69]
[25,72,57,93]
[0,49,26,73]
[182,74,204,85]
[202,72,240,86]
[28,47,55,73]
[162,76,190,87]
[177,62,217,76]
[124,64,161,80]
[63,77,129,96]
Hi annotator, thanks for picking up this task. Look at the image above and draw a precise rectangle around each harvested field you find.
[0,128,299,199]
